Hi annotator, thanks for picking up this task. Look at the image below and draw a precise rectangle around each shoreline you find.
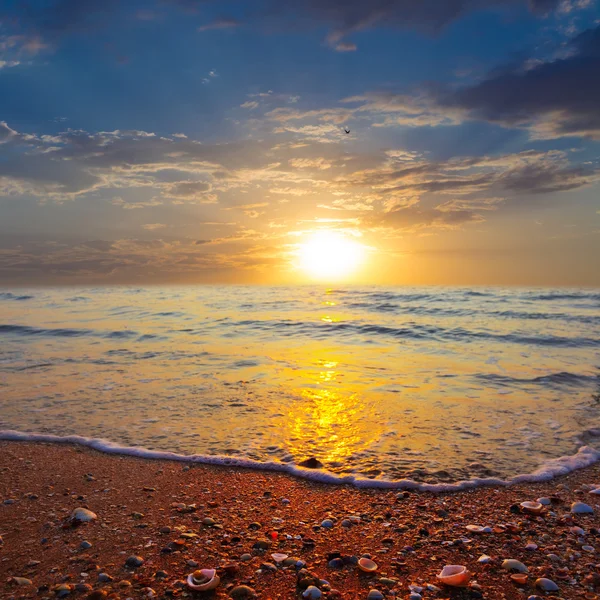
[2,441,600,599]
[2,430,600,493]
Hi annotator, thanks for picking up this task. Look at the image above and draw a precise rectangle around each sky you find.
[1,0,599,286]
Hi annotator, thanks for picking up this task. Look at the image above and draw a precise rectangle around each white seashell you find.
[520,501,544,514]
[437,565,471,587]
[186,569,220,591]
[582,545,595,552]
[271,553,288,563]
[71,508,97,522]
[358,558,378,573]
[466,525,487,534]
[502,559,528,573]
[571,502,594,514]
[535,578,559,592]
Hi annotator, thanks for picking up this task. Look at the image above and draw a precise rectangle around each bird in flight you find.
[344,127,350,134]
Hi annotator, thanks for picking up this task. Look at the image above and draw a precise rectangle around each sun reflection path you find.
[284,361,383,465]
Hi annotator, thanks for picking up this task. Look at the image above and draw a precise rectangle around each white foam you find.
[1,429,599,493]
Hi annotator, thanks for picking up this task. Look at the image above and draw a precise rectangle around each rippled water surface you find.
[1,286,599,484]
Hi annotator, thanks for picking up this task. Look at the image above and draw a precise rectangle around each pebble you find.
[87,592,107,600]
[230,585,257,599]
[125,555,144,568]
[525,542,538,551]
[535,578,559,592]
[303,586,322,599]
[409,594,422,600]
[321,519,334,528]
[54,583,73,597]
[582,545,595,552]
[478,554,492,564]
[571,502,594,514]
[98,573,113,582]
[11,577,33,586]
[366,590,384,600]
[71,507,97,522]
[502,559,528,573]
[80,540,92,549]
[537,497,551,505]
[240,553,252,561]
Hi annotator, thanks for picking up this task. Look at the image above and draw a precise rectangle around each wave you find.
[528,292,600,302]
[221,318,600,348]
[1,429,598,493]
[0,292,34,301]
[0,324,137,340]
[477,371,598,387]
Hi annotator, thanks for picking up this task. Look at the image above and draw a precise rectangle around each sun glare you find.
[298,231,366,280]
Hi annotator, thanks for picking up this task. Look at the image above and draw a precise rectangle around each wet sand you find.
[1,441,600,599]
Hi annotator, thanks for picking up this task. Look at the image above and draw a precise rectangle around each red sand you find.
[2,441,600,599]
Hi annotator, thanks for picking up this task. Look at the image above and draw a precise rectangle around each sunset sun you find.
[298,231,366,280]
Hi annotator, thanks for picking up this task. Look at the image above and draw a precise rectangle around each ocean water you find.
[1,285,600,490]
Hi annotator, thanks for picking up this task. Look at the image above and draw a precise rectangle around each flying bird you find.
[344,127,350,134]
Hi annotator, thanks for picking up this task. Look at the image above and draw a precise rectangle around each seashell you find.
[535,578,559,592]
[582,545,595,553]
[436,565,471,587]
[186,569,220,591]
[571,502,594,514]
[520,501,544,514]
[589,488,600,495]
[502,559,528,573]
[357,558,378,573]
[571,526,585,536]
[466,525,487,534]
[271,553,288,563]
[71,508,97,522]
[510,574,528,585]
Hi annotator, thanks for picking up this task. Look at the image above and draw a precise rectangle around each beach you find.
[2,441,600,600]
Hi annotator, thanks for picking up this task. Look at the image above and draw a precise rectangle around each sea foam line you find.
[1,429,599,493]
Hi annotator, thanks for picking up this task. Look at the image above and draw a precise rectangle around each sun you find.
[297,230,366,280]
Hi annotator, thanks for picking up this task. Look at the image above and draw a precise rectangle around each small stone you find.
[253,539,270,550]
[367,590,384,600]
[125,555,144,568]
[187,559,199,568]
[328,558,344,569]
[298,457,323,469]
[537,497,551,505]
[71,507,97,523]
[202,517,216,526]
[303,586,322,599]
[502,559,528,573]
[98,573,113,582]
[535,578,559,592]
[54,583,73,598]
[582,545,595,552]
[525,542,538,551]
[87,592,108,600]
[159,526,171,534]
[11,577,33,586]
[80,540,92,550]
[240,553,252,561]
[478,555,492,564]
[341,519,352,528]
[321,519,334,528]
[571,502,594,514]
[75,584,92,593]
[409,594,422,600]
[230,585,257,599]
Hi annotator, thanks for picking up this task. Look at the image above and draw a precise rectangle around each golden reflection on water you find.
[283,359,382,464]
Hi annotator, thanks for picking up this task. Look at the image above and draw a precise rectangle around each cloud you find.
[198,18,240,31]
[429,24,600,139]
[142,223,167,230]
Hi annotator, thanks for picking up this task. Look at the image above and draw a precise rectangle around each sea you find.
[1,285,599,491]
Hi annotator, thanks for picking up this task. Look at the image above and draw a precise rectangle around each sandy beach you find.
[2,442,600,599]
